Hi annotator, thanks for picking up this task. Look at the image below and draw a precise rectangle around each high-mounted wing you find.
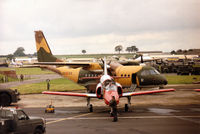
[122,89,175,97]
[42,91,97,98]
[34,62,90,68]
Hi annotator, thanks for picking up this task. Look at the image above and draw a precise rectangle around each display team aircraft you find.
[34,31,168,92]
[43,57,175,122]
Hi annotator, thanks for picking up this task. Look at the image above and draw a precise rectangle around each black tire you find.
[89,104,93,112]
[34,128,43,134]
[125,104,129,112]
[0,93,11,106]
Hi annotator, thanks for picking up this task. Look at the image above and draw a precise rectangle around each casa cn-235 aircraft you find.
[43,58,175,122]
[34,30,168,92]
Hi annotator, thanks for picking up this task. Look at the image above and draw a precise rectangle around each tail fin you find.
[34,30,62,62]
[104,57,108,75]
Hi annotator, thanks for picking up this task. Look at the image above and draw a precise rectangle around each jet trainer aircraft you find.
[34,30,168,92]
[43,57,175,122]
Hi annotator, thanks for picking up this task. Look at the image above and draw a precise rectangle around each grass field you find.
[164,74,200,84]
[0,67,54,75]
[0,67,54,83]
[11,78,85,94]
[0,74,18,83]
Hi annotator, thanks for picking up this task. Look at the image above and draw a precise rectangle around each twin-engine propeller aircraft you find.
[34,30,168,92]
[43,58,175,122]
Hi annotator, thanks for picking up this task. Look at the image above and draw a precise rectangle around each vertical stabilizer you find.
[35,31,62,62]
[104,57,108,75]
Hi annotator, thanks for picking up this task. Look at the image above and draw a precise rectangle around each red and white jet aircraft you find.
[43,58,175,121]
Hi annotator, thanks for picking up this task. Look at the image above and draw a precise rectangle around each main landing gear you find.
[87,98,93,112]
[125,96,131,112]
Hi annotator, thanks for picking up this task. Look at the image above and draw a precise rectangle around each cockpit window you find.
[141,70,150,76]
[153,69,160,74]
[104,79,115,87]
[141,68,160,76]
[105,84,117,91]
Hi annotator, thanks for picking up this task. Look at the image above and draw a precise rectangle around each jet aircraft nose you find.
[104,90,119,105]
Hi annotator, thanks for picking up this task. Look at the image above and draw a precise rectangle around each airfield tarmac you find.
[22,105,200,134]
[2,74,200,134]
[14,84,199,134]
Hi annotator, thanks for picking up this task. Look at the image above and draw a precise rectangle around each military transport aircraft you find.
[33,30,168,92]
[43,57,175,122]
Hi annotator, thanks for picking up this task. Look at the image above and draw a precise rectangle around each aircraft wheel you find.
[89,104,93,112]
[125,104,129,112]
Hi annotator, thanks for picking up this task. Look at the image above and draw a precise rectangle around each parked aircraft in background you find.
[10,58,37,67]
[33,30,168,92]
[43,57,175,122]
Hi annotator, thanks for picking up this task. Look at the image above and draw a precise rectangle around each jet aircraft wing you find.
[42,91,97,98]
[194,89,200,92]
[42,89,175,98]
[122,88,175,97]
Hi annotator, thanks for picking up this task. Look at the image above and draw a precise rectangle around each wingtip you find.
[194,89,200,92]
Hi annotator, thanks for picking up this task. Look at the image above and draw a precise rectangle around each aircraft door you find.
[131,73,137,91]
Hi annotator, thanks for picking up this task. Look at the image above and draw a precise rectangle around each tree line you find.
[6,47,37,60]
[81,45,139,54]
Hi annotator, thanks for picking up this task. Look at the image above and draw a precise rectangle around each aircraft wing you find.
[122,89,175,97]
[194,89,200,92]
[34,62,90,68]
[42,91,97,98]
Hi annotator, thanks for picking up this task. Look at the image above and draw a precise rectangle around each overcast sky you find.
[0,0,200,55]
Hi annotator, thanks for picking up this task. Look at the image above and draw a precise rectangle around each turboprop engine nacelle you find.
[116,82,123,97]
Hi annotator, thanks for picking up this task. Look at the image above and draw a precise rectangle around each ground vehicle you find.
[0,108,46,134]
[45,105,55,113]
[0,88,20,106]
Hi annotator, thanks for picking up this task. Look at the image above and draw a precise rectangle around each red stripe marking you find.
[131,89,175,96]
[194,89,200,92]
